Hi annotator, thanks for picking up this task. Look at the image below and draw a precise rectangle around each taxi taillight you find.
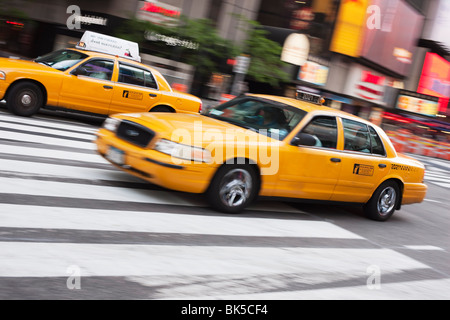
[199,101,202,113]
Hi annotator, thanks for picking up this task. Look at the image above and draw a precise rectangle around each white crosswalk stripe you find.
[0,111,447,300]
[405,153,450,189]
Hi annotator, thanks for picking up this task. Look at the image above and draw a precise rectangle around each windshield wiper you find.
[36,61,51,67]
[204,113,258,132]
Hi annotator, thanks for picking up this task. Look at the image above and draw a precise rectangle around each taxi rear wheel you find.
[7,82,44,117]
[364,181,400,221]
[206,165,259,214]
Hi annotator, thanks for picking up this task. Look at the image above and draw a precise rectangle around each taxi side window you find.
[118,63,158,89]
[369,126,386,156]
[342,119,371,154]
[80,59,114,80]
[301,116,338,149]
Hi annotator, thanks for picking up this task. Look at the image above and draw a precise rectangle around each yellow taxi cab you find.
[0,31,202,117]
[95,91,427,221]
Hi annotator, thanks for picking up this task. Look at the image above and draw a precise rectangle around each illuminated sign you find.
[329,0,369,57]
[417,53,450,113]
[396,90,440,117]
[298,61,329,86]
[344,64,393,105]
[140,2,180,17]
[144,31,199,50]
[137,0,181,26]
[418,53,450,113]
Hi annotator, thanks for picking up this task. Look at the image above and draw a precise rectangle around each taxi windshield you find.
[34,49,88,71]
[205,96,307,141]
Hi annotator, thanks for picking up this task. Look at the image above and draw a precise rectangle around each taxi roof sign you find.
[76,31,141,62]
[296,90,325,105]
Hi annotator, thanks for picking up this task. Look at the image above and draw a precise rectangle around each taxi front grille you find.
[116,120,155,148]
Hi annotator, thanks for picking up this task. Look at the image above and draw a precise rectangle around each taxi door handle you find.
[149,93,158,98]
[379,164,387,168]
[103,85,113,89]
[330,158,341,163]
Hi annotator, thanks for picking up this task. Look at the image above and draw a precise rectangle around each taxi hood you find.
[114,112,278,147]
[0,57,58,72]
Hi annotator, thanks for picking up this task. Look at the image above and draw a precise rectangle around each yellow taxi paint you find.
[0,49,201,115]
[95,94,427,206]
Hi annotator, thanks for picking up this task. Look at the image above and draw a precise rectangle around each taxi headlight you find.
[155,139,211,163]
[103,117,121,132]
[0,71,5,80]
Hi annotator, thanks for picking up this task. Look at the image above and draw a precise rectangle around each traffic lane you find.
[293,183,450,278]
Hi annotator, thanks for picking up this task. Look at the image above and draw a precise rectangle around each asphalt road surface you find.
[0,107,449,300]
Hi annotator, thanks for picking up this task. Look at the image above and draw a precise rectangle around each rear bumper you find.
[402,182,428,205]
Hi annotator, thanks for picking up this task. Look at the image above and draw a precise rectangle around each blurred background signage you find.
[396,90,440,117]
[136,0,182,26]
[330,0,423,77]
[360,0,424,77]
[344,64,393,105]
[298,60,329,86]
[418,52,450,114]
[330,0,369,57]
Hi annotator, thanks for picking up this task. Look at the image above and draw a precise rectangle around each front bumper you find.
[95,129,218,194]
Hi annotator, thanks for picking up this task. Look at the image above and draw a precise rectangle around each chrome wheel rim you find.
[377,186,396,215]
[21,94,32,106]
[219,169,252,208]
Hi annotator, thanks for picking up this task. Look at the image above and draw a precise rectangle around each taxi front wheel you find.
[7,82,44,117]
[364,181,400,222]
[206,164,259,214]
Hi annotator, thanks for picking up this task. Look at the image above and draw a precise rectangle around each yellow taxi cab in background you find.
[95,91,427,221]
[0,31,202,117]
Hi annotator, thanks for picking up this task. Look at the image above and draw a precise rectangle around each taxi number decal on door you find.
[353,164,374,176]
[123,90,143,100]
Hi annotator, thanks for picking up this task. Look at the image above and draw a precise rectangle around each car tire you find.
[364,180,400,221]
[206,164,259,214]
[7,82,44,117]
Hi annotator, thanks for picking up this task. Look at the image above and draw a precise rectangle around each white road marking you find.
[0,144,107,164]
[0,177,199,206]
[403,245,445,251]
[0,121,95,140]
[0,204,363,239]
[0,243,429,278]
[0,131,95,150]
[0,113,98,133]
[0,158,141,182]
[187,279,450,300]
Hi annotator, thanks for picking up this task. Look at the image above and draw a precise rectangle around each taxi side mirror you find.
[73,67,88,76]
[291,133,317,147]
